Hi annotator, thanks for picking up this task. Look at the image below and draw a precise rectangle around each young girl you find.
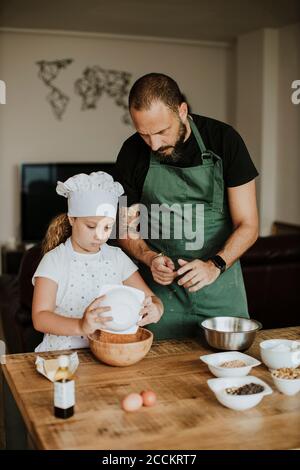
[32,171,164,352]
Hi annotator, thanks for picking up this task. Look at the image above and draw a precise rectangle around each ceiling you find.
[1,0,300,42]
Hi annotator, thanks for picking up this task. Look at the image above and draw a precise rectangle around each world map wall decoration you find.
[74,66,131,125]
[36,59,74,120]
[36,59,132,124]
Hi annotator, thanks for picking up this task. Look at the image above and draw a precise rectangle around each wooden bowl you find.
[88,328,153,367]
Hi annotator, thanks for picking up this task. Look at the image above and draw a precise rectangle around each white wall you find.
[276,23,300,225]
[236,29,280,236]
[236,23,300,235]
[0,30,235,246]
[236,29,264,194]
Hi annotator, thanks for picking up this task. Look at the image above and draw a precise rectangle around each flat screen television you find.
[21,162,116,243]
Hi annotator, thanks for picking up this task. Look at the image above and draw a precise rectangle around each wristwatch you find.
[210,255,226,274]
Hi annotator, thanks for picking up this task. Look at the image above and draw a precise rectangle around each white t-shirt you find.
[32,238,138,304]
[32,238,138,352]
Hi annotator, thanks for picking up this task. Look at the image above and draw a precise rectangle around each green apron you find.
[139,117,249,340]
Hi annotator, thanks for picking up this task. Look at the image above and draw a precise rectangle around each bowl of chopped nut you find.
[207,376,272,410]
[200,351,261,378]
[271,368,300,396]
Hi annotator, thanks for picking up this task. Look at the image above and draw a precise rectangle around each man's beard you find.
[152,120,187,164]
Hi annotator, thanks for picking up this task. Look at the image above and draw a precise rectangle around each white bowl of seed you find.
[200,351,261,378]
[207,376,272,410]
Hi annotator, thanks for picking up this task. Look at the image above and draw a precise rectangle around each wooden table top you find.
[2,326,300,450]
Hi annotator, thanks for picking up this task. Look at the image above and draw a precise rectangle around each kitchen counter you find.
[2,326,300,450]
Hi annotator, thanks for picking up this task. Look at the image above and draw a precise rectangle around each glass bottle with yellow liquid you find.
[54,355,75,419]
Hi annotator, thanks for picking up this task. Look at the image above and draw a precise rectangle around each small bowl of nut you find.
[271,368,300,396]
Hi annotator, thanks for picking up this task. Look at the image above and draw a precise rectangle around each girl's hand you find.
[138,296,164,327]
[80,295,112,336]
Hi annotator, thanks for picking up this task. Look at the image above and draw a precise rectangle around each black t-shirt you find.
[115,114,259,206]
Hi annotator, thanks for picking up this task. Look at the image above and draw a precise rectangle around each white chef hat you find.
[56,171,124,219]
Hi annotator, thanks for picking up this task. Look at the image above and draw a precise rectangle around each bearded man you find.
[115,73,259,340]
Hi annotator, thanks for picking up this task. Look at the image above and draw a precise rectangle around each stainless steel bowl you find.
[201,316,262,351]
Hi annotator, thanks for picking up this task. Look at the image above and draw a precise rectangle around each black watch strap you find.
[210,255,226,274]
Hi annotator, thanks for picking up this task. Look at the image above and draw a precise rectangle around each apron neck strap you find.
[188,117,224,213]
[188,116,209,157]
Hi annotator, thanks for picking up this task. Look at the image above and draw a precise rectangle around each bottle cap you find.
[58,355,69,368]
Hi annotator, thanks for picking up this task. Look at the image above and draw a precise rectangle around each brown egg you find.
[141,390,157,407]
[121,393,143,412]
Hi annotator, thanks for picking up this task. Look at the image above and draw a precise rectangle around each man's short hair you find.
[128,73,184,112]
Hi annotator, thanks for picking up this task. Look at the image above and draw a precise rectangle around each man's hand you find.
[150,255,177,285]
[176,258,220,292]
[138,296,164,326]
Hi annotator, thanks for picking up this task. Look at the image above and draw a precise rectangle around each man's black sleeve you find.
[114,141,141,207]
[223,127,259,187]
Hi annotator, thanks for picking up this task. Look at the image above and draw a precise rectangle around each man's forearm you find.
[118,238,158,267]
[217,222,258,269]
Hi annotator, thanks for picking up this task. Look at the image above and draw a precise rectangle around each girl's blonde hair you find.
[42,213,72,254]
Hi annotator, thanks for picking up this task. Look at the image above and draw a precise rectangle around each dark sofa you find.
[0,244,43,353]
[0,235,299,353]
[240,234,300,329]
